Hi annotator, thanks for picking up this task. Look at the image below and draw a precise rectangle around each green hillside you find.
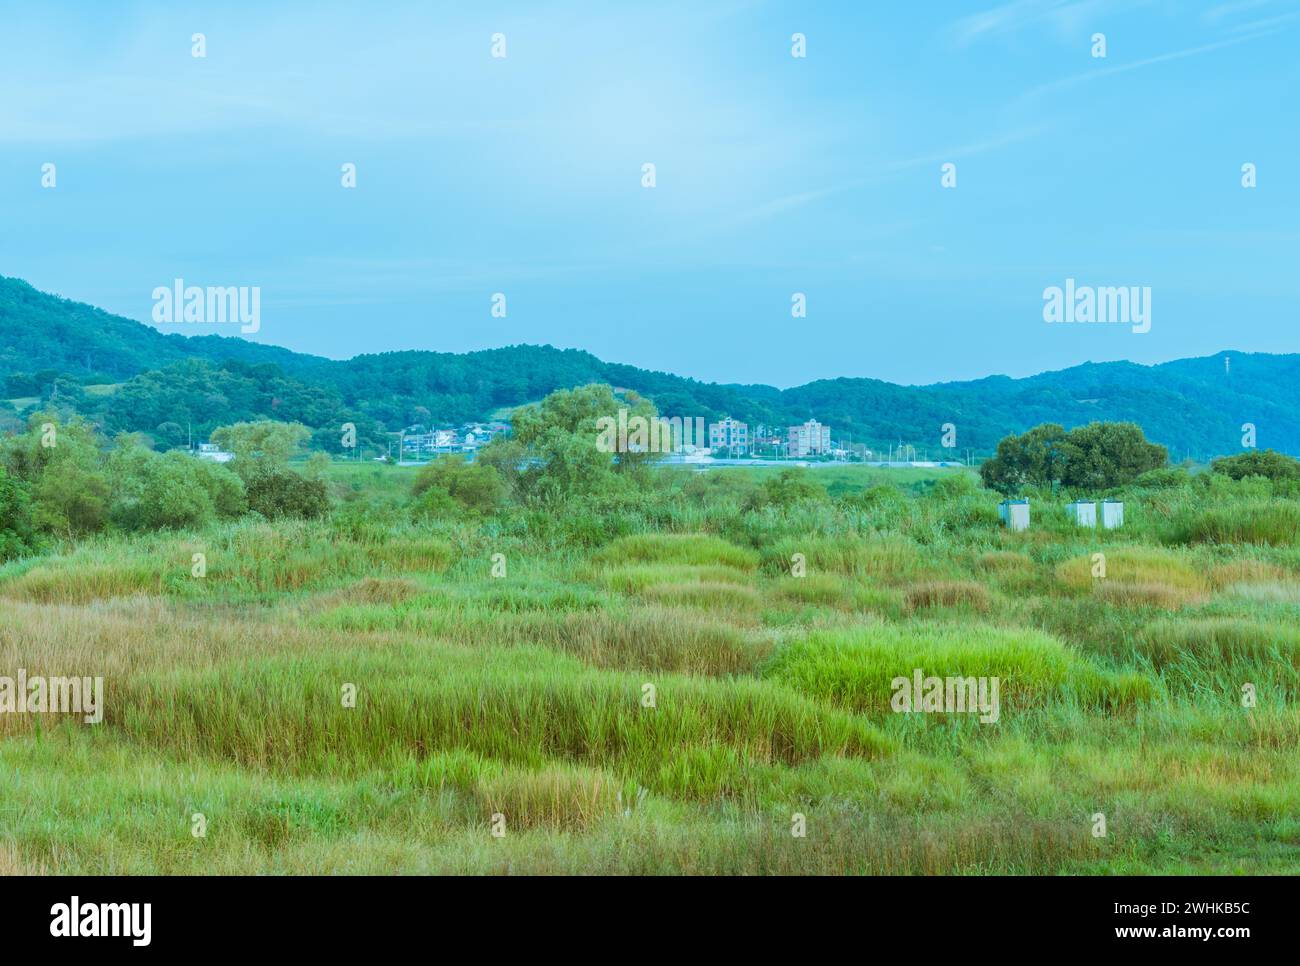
[2,274,1293,457]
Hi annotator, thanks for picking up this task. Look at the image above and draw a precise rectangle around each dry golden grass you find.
[1056,546,1209,607]
[1207,558,1290,590]
[474,764,622,831]
[976,551,1034,574]
[330,576,425,605]
[483,605,771,674]
[0,596,398,737]
[0,842,45,876]
[1094,581,1193,609]
[904,580,991,613]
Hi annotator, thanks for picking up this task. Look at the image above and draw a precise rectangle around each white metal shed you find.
[1066,501,1097,527]
[998,499,1030,531]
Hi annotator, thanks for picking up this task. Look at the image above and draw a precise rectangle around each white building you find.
[787,419,831,457]
[708,417,748,455]
[195,442,233,464]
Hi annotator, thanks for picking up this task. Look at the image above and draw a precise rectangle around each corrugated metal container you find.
[1066,500,1096,527]
[1101,500,1124,529]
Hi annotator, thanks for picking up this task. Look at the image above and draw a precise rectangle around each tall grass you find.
[763,624,1155,716]
[3,463,1299,873]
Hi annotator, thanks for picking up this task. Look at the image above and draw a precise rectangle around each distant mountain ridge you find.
[3,274,1295,457]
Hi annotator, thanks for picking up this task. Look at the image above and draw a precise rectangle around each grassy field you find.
[1,462,1297,874]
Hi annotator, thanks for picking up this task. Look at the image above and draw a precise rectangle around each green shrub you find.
[247,471,330,520]
[412,456,505,516]
[1211,449,1300,482]
[0,466,37,560]
[744,469,829,511]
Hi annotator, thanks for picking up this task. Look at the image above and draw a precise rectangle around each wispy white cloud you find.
[946,0,1131,47]
[1018,23,1295,99]
[1203,0,1283,24]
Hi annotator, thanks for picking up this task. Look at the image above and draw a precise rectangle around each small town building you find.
[787,419,831,457]
[194,442,233,463]
[708,417,749,455]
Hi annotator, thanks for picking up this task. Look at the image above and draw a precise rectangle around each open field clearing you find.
[2,462,1298,874]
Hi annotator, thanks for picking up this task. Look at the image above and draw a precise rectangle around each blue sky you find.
[2,0,1297,387]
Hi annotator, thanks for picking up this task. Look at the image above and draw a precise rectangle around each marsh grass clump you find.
[593,533,758,570]
[903,580,991,613]
[112,644,891,792]
[473,764,623,831]
[1207,557,1290,589]
[976,550,1034,574]
[0,521,455,603]
[1169,500,1300,547]
[1221,581,1300,604]
[763,624,1154,717]
[1056,546,1209,607]
[641,581,764,614]
[759,535,930,582]
[332,576,426,605]
[598,563,751,594]
[1137,617,1300,669]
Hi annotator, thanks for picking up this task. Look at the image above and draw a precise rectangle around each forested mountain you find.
[3,274,1295,457]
